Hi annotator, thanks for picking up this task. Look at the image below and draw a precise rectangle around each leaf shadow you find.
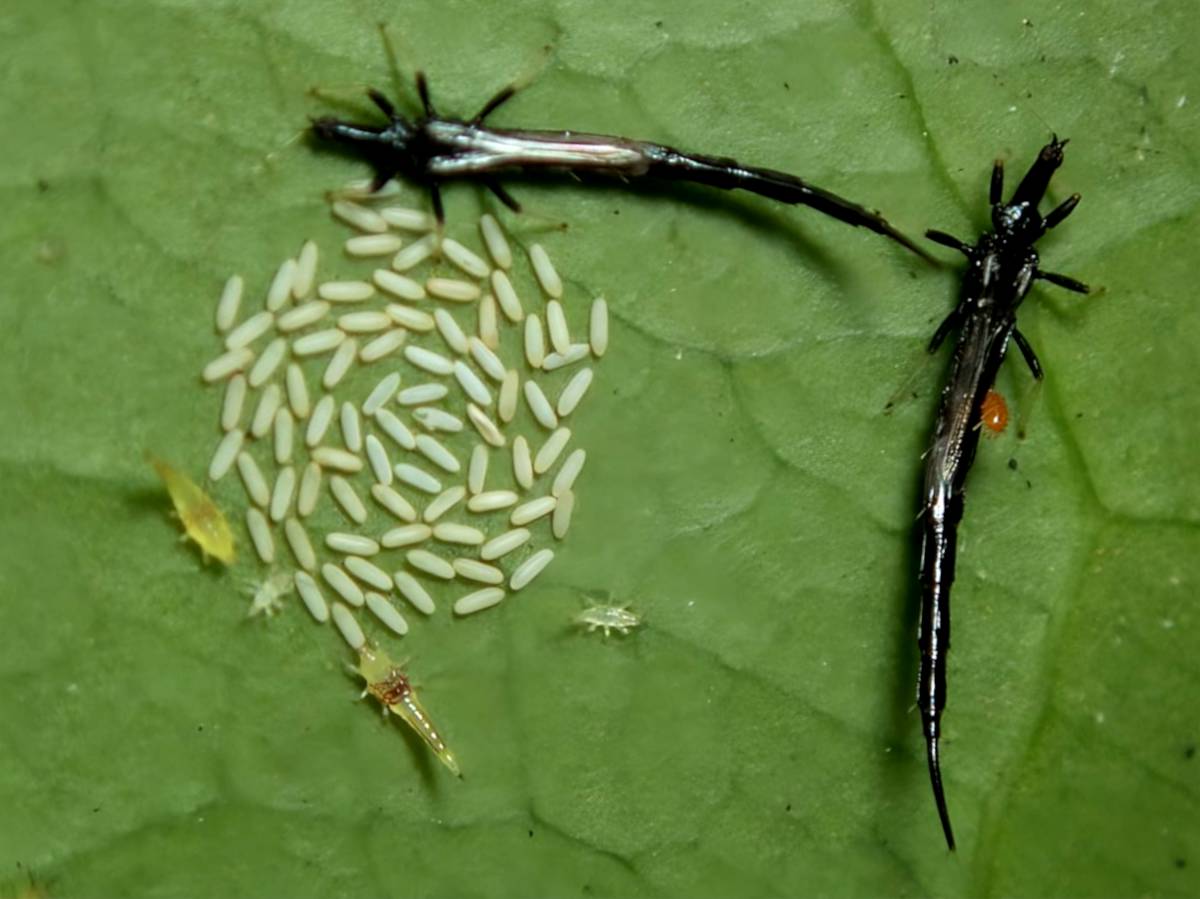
[125,485,168,516]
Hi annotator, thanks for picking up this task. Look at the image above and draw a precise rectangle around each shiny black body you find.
[312,78,934,261]
[917,138,1088,849]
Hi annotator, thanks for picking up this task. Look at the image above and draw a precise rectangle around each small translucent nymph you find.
[575,603,642,637]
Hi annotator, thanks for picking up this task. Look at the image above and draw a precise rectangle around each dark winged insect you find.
[916,137,1088,850]
[311,67,935,262]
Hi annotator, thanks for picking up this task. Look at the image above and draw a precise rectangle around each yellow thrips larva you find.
[148,454,236,564]
[355,645,462,777]
[575,603,641,637]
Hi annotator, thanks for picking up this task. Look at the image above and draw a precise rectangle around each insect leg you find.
[925,229,972,256]
[367,89,396,118]
[308,85,391,122]
[1035,269,1089,294]
[927,308,961,353]
[429,181,446,231]
[472,86,517,125]
[1012,329,1043,380]
[990,158,1005,205]
[415,72,436,117]
[369,169,398,193]
[484,178,523,213]
[471,47,553,124]
[1043,193,1080,230]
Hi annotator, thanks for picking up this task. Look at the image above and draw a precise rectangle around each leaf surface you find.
[1,0,1197,896]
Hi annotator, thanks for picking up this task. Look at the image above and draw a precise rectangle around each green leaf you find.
[1,0,1197,896]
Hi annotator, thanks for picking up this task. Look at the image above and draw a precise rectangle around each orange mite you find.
[980,389,1009,436]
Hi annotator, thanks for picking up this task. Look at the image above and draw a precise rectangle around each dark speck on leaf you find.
[1008,458,1019,471]
[1175,858,1187,869]
[654,20,663,27]
[1184,744,1195,760]
[1025,479,1033,489]
[36,178,50,192]
[1075,411,1084,418]
[784,81,790,90]
[1023,18,1034,27]
[948,55,959,65]
[528,829,534,838]
[785,803,792,812]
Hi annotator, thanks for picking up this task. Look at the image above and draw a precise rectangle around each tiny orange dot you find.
[981,389,1009,435]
